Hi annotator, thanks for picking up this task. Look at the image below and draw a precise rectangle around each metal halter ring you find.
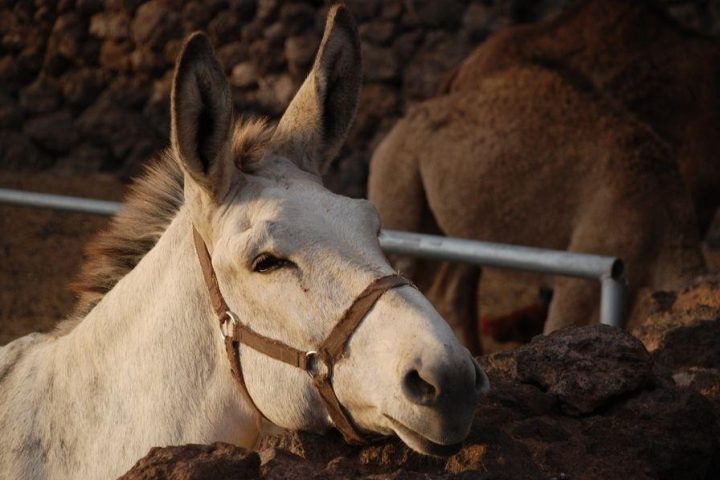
[305,350,330,380]
[220,311,240,339]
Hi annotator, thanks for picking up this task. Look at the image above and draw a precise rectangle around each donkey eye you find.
[252,253,291,273]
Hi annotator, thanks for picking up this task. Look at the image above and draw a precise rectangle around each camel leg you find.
[543,276,600,332]
[543,200,650,333]
[420,261,482,354]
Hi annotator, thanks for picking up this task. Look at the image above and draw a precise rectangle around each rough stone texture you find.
[118,443,261,480]
[513,325,655,415]
[631,275,720,421]
[3,0,716,197]
[125,326,719,479]
[632,275,720,352]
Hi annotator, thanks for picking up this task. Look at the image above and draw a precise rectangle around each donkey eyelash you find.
[251,253,294,273]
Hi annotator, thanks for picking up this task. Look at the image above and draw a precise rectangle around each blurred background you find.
[1,0,719,344]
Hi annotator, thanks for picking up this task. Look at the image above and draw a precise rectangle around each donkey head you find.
[170,5,488,456]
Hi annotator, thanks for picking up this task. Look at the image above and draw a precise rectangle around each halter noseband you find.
[192,226,410,444]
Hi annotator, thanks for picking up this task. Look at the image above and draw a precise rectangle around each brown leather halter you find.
[192,227,411,444]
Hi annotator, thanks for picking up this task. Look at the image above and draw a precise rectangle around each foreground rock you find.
[118,443,260,480]
[120,326,720,479]
[632,275,720,416]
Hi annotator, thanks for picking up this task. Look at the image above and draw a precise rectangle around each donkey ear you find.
[270,5,361,175]
[171,32,234,199]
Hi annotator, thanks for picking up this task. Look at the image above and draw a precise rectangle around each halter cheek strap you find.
[192,226,411,444]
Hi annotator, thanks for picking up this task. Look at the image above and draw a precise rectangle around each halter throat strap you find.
[192,226,410,444]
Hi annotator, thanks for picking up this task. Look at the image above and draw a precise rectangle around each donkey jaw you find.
[384,415,465,457]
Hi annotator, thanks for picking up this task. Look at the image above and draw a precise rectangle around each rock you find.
[253,74,296,114]
[256,0,280,22]
[381,1,404,20]
[23,110,79,153]
[99,39,132,71]
[130,47,166,74]
[403,32,471,100]
[512,325,655,415]
[47,13,87,60]
[285,32,319,76]
[343,0,382,21]
[392,31,423,65]
[117,442,261,480]
[58,142,109,174]
[76,92,154,160]
[248,37,285,73]
[19,79,60,115]
[463,3,494,42]
[216,41,246,72]
[0,130,52,170]
[163,39,184,66]
[264,21,286,47]
[260,448,325,479]
[76,0,104,16]
[579,387,719,479]
[673,366,720,412]
[258,430,358,466]
[60,68,106,109]
[89,12,130,40]
[181,1,215,31]
[0,56,19,87]
[106,76,151,109]
[404,0,465,29]
[33,5,54,25]
[360,21,396,46]
[653,318,720,371]
[0,100,22,129]
[230,62,259,88]
[632,275,720,352]
[279,3,315,36]
[131,0,182,49]
[208,10,242,45]
[230,0,258,19]
[705,209,720,271]
[362,44,399,82]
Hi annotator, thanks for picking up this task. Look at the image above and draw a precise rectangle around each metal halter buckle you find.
[220,311,240,339]
[305,350,330,379]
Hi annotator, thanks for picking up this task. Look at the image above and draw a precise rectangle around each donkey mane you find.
[55,118,274,336]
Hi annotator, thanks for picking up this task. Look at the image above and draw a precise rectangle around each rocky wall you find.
[2,0,718,198]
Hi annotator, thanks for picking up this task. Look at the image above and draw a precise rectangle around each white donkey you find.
[0,6,488,479]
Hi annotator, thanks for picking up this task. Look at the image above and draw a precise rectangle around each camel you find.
[0,7,488,479]
[368,0,709,352]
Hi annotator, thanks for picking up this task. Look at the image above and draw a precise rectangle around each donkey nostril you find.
[402,369,438,406]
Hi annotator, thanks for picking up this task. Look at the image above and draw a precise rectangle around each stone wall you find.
[0,0,717,197]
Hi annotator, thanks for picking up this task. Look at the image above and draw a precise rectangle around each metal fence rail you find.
[0,187,626,327]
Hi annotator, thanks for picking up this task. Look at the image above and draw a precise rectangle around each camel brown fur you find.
[450,0,720,231]
[369,51,706,351]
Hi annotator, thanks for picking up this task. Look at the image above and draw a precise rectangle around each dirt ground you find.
[0,169,123,345]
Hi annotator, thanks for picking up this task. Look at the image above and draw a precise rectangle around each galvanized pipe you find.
[0,188,626,327]
[379,230,624,280]
[0,188,122,216]
[600,275,627,328]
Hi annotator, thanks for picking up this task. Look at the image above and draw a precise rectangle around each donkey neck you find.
[48,207,259,478]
